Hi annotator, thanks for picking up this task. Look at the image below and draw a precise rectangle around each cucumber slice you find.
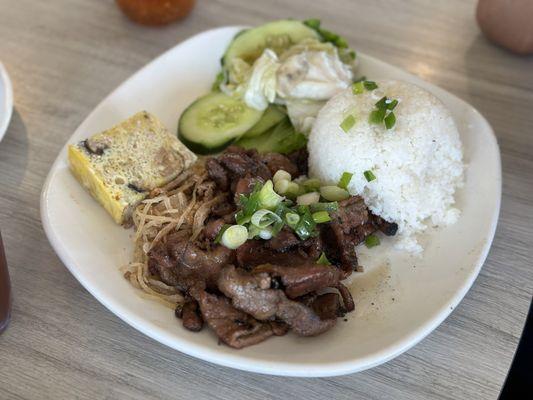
[242,105,286,138]
[178,92,263,154]
[223,20,319,66]
[235,118,307,154]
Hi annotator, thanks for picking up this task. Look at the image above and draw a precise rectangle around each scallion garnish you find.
[386,99,398,110]
[363,80,378,91]
[364,234,380,248]
[384,111,396,129]
[352,81,364,94]
[338,171,353,189]
[285,212,300,228]
[312,211,331,224]
[334,36,348,48]
[303,18,321,30]
[369,108,386,124]
[316,252,332,265]
[310,202,339,212]
[348,50,356,60]
[340,115,356,132]
[320,186,350,201]
[214,224,231,244]
[375,96,388,110]
[364,170,376,182]
[220,225,248,249]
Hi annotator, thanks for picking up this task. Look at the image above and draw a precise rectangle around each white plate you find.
[40,27,501,377]
[0,62,14,143]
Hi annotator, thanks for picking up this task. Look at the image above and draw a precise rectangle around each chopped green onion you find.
[247,224,260,239]
[220,225,248,249]
[294,207,317,240]
[334,36,348,48]
[386,99,398,110]
[375,96,388,110]
[319,29,339,42]
[340,115,356,132]
[284,181,304,199]
[369,108,386,124]
[274,178,290,195]
[312,211,331,223]
[316,252,332,265]
[239,182,261,218]
[258,180,283,210]
[364,170,376,182]
[235,210,250,225]
[384,111,396,129]
[338,171,353,189]
[364,234,380,248]
[251,209,282,229]
[297,191,320,206]
[258,228,273,240]
[303,18,321,29]
[320,186,350,201]
[273,169,291,184]
[214,224,231,244]
[285,212,300,228]
[352,81,364,94]
[302,178,321,191]
[363,80,378,91]
[348,50,356,60]
[310,202,339,212]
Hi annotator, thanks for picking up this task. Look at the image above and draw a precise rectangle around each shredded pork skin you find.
[123,162,219,309]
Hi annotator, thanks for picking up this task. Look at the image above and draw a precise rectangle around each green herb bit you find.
[214,224,231,244]
[340,115,356,133]
[364,170,376,182]
[365,234,380,248]
[285,212,300,228]
[310,202,339,212]
[294,207,317,240]
[375,96,389,110]
[384,111,396,129]
[312,211,331,224]
[319,29,339,43]
[352,81,364,95]
[221,225,248,249]
[338,171,353,189]
[348,50,356,60]
[316,252,332,265]
[334,36,348,48]
[386,99,398,110]
[363,80,378,91]
[303,18,321,29]
[302,178,321,191]
[369,108,386,124]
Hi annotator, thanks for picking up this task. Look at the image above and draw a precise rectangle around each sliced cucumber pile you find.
[242,105,286,138]
[236,118,306,154]
[178,92,263,154]
[222,20,319,67]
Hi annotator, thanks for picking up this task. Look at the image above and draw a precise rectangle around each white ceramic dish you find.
[0,62,14,143]
[40,26,501,377]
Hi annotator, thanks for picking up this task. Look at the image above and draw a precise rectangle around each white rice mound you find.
[308,80,464,253]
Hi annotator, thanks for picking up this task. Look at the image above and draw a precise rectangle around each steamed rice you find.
[308,80,464,253]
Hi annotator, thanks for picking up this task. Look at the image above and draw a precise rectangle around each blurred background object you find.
[116,0,196,26]
[477,0,533,55]
[0,231,11,334]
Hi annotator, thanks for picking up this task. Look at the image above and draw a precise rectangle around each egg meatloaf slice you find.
[68,111,197,225]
